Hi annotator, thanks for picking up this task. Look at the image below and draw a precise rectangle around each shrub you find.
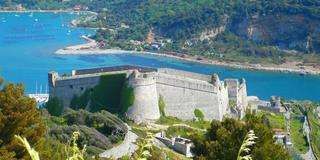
[45,97,64,116]
[120,85,135,114]
[194,108,204,121]
[158,95,166,117]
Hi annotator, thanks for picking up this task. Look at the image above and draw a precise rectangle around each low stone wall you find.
[155,133,193,157]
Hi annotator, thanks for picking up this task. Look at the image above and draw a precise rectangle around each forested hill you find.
[95,0,320,64]
[2,0,320,64]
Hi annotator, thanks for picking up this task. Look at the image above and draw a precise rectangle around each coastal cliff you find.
[231,13,320,54]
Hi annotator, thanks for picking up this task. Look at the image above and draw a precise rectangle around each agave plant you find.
[66,131,87,160]
[134,132,154,160]
[237,130,258,160]
[15,131,86,160]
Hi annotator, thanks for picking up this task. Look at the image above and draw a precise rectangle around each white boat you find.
[14,14,20,17]
[34,18,38,22]
[67,30,71,35]
[28,13,34,17]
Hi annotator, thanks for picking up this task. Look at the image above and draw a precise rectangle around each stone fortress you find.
[48,65,247,123]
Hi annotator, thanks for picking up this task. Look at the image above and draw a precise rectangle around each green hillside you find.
[92,0,320,65]
[2,0,320,65]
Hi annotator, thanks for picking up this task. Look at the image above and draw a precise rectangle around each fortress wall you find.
[58,70,132,81]
[157,68,211,82]
[49,66,245,122]
[156,73,217,93]
[224,78,248,118]
[127,72,160,123]
[50,75,101,108]
[73,65,156,75]
[224,79,239,101]
[49,70,133,108]
[218,84,230,119]
[238,82,248,107]
[156,83,222,120]
[238,81,248,118]
[156,73,224,120]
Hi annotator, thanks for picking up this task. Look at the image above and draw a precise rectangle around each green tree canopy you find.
[45,97,64,116]
[0,78,46,159]
[192,114,290,160]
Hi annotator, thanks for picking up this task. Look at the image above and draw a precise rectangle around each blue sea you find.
[0,12,319,101]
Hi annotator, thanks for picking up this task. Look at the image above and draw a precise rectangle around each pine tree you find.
[0,79,46,159]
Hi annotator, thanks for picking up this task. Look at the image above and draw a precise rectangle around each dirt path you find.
[99,124,138,159]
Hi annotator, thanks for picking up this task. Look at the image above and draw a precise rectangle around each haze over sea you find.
[0,12,319,101]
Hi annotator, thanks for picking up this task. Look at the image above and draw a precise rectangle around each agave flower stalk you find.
[237,130,258,160]
[15,135,40,160]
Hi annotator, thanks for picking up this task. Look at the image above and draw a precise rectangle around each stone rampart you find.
[49,74,100,108]
[157,68,211,81]
[49,65,247,123]
[49,70,133,108]
[156,73,217,93]
[156,72,227,121]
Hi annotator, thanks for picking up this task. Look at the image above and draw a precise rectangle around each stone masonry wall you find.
[50,75,100,108]
[157,68,211,82]
[49,66,245,122]
[224,79,248,118]
[126,71,160,123]
[49,70,132,108]
[156,72,228,121]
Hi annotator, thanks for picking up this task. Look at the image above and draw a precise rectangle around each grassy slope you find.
[156,116,210,130]
[259,111,286,129]
[290,115,309,154]
[307,108,320,158]
[258,110,309,154]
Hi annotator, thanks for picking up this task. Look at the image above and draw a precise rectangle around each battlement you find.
[157,68,211,82]
[72,65,156,75]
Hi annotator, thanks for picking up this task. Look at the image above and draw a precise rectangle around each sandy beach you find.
[55,38,320,75]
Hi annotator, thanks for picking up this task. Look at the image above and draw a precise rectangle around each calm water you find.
[0,12,319,101]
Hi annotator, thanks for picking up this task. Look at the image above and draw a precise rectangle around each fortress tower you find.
[126,70,160,123]
[225,78,248,118]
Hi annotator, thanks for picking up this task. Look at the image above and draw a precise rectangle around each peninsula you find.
[56,38,320,75]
